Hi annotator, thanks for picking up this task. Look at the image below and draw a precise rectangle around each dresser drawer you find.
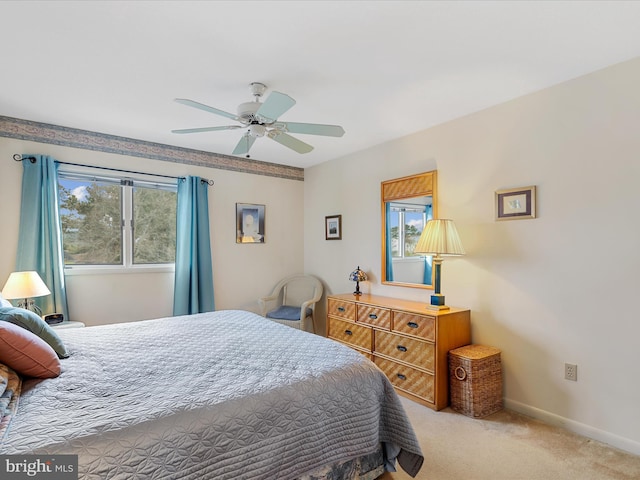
[328,317,372,351]
[327,298,356,321]
[374,356,434,403]
[393,311,435,341]
[357,304,391,330]
[374,330,435,372]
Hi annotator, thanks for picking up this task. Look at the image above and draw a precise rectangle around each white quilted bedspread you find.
[1,310,423,479]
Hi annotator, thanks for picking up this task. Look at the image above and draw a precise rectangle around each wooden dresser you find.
[326,293,471,410]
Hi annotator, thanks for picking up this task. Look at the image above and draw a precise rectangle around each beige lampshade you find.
[414,219,465,257]
[1,271,51,300]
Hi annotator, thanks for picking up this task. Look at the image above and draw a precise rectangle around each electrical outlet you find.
[565,363,578,381]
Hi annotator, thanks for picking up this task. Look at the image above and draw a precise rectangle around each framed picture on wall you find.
[325,214,342,240]
[236,203,265,243]
[495,186,536,220]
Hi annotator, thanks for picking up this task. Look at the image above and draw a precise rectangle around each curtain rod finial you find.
[13,154,37,163]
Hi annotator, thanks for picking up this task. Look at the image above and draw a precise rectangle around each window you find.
[58,171,177,268]
[388,203,431,258]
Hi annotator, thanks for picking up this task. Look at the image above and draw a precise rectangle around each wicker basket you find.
[449,344,503,418]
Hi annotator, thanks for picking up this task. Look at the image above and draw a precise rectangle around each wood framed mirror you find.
[381,170,437,289]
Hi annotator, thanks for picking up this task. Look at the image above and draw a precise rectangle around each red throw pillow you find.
[0,321,61,378]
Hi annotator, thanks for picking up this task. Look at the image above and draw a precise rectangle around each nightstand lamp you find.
[414,219,465,310]
[1,271,51,315]
[349,266,367,296]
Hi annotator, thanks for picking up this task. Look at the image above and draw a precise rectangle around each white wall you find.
[305,58,640,454]
[0,138,304,325]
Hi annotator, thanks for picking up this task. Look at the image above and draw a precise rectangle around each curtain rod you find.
[12,154,214,185]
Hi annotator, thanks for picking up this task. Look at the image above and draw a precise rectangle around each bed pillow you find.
[0,293,11,308]
[0,322,61,378]
[0,307,69,358]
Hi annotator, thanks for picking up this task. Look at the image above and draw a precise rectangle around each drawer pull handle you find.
[338,306,346,312]
[369,313,378,319]
[397,345,407,352]
[397,373,407,381]
[344,329,353,336]
[407,322,419,329]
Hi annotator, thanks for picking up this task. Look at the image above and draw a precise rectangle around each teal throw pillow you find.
[0,307,69,359]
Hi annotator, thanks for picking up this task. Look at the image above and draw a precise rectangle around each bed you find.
[1,310,423,479]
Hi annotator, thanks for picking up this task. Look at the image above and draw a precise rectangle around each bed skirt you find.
[298,446,385,480]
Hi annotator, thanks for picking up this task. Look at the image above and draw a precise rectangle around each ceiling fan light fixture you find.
[249,124,266,137]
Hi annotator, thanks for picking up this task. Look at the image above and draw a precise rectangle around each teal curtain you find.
[385,202,394,282]
[15,155,69,319]
[173,176,215,315]
[422,205,434,285]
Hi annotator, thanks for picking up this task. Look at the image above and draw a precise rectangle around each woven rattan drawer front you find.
[327,298,356,321]
[374,330,434,372]
[392,311,435,341]
[328,317,372,351]
[374,356,434,403]
[357,304,391,330]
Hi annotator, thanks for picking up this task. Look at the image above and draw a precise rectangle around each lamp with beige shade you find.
[414,219,465,310]
[1,271,51,315]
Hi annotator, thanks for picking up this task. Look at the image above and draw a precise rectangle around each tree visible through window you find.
[58,173,176,266]
[132,186,177,264]
[389,204,428,258]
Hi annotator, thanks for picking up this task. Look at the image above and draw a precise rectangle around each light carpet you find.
[380,396,640,480]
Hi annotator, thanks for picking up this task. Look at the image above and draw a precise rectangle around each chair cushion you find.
[266,306,312,321]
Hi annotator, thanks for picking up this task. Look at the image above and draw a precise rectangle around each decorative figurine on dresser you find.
[326,293,470,411]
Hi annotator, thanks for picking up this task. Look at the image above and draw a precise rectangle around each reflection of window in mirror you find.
[387,199,433,285]
[381,170,437,289]
[388,200,432,258]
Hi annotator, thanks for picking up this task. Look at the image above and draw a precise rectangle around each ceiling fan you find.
[172,82,345,156]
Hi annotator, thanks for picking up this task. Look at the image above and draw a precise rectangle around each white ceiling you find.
[2,1,640,169]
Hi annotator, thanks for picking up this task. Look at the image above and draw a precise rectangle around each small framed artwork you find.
[495,186,536,221]
[236,203,265,243]
[325,214,342,240]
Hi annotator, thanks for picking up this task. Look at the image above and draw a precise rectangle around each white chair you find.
[258,275,323,333]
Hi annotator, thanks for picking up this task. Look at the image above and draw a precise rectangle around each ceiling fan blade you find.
[232,133,257,155]
[172,125,242,134]
[269,132,314,154]
[281,122,345,137]
[174,98,239,121]
[256,91,296,122]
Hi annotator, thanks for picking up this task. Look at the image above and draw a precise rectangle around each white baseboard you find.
[504,398,640,456]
